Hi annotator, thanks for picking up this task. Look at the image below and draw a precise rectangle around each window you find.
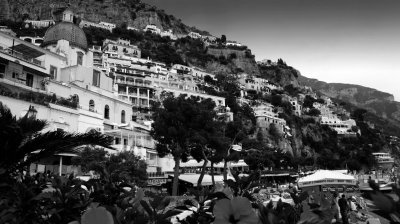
[50,65,57,80]
[104,105,110,119]
[115,137,120,145]
[89,100,95,112]
[123,139,128,145]
[92,70,100,87]
[121,110,126,123]
[77,52,83,65]
[26,73,33,87]
[0,64,5,78]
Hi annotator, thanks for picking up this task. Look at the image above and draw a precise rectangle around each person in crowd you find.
[338,194,349,224]
[349,196,357,211]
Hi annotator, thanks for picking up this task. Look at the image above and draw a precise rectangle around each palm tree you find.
[0,102,114,177]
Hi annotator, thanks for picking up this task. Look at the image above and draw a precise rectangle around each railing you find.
[0,43,45,68]
[148,172,165,177]
[128,92,138,96]
[146,159,158,166]
[133,140,155,149]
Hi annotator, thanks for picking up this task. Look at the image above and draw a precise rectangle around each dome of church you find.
[41,22,88,51]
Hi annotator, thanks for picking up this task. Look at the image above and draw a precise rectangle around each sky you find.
[143,0,400,101]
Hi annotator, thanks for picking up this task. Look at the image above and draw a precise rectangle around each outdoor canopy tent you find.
[176,174,234,187]
[180,159,248,168]
[298,170,359,207]
[298,170,357,188]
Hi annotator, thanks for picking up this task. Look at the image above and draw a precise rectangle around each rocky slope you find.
[297,75,400,137]
[206,48,260,76]
[298,75,400,124]
[298,75,395,103]
[2,0,207,34]
[259,64,300,87]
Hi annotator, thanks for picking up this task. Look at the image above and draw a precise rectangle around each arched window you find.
[77,52,83,65]
[104,105,110,119]
[121,110,126,123]
[89,100,95,112]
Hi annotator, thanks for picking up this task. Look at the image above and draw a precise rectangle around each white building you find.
[188,31,202,39]
[127,26,139,31]
[0,8,175,176]
[320,116,358,135]
[289,98,302,116]
[226,41,242,47]
[253,104,287,133]
[99,21,116,30]
[238,73,278,96]
[143,24,161,35]
[24,20,55,29]
[160,29,177,40]
[79,20,115,32]
[103,38,141,58]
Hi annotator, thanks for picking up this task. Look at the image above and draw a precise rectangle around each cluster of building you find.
[0,8,233,189]
[0,7,373,190]
[142,24,177,40]
[79,20,117,32]
[311,97,358,135]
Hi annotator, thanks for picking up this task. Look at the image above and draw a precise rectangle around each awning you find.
[55,153,78,157]
[176,174,234,187]
[298,170,356,187]
[180,159,248,168]
[261,173,290,177]
[12,44,45,59]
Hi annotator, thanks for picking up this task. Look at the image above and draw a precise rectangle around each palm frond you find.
[2,130,114,172]
[17,115,47,136]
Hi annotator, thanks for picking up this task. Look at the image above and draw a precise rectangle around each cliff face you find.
[298,75,400,136]
[4,0,205,35]
[259,64,300,87]
[298,76,395,104]
[206,48,260,76]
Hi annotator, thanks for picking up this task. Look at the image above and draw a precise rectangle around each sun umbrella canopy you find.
[298,170,356,188]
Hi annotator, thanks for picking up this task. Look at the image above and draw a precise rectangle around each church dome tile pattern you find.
[42,22,88,51]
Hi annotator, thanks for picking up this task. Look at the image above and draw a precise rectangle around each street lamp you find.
[26,105,37,118]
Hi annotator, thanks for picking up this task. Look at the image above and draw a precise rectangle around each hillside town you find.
[0,5,399,224]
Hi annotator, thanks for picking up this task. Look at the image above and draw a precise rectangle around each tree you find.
[151,94,220,195]
[221,34,227,44]
[72,148,148,187]
[0,102,113,177]
[307,108,321,116]
[303,95,316,108]
[269,123,282,142]
[277,58,286,66]
[270,94,282,107]
[71,147,108,173]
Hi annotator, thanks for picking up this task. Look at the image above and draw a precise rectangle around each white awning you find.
[177,174,234,187]
[180,159,248,168]
[298,170,356,187]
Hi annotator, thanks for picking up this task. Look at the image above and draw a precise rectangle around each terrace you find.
[0,42,45,68]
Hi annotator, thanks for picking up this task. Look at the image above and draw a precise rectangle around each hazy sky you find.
[144,0,400,101]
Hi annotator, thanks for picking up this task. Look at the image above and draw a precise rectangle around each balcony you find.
[112,144,132,151]
[133,140,155,149]
[146,159,158,166]
[148,172,165,178]
[0,43,45,68]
